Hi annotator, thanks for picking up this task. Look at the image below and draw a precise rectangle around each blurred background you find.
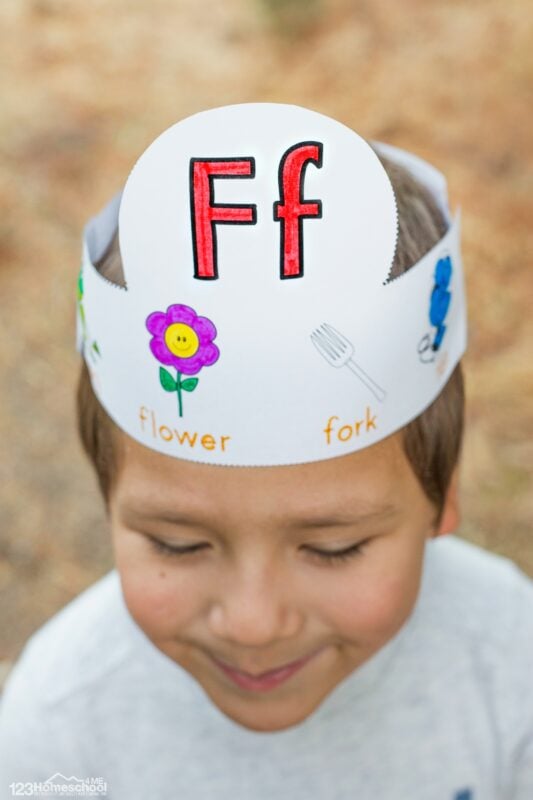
[1,0,532,682]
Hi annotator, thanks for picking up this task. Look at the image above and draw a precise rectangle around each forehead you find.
[112,431,420,520]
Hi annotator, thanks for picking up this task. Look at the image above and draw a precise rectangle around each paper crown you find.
[78,103,467,467]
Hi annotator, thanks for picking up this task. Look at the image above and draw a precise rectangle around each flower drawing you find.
[146,304,220,417]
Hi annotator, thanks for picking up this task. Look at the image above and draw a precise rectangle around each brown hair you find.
[77,154,464,515]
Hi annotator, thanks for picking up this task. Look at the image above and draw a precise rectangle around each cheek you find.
[116,546,202,639]
[320,550,424,643]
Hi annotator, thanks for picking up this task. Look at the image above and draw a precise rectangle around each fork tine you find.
[321,323,348,351]
[317,330,336,358]
[320,324,347,353]
[310,331,324,352]
[312,329,337,359]
[310,331,322,353]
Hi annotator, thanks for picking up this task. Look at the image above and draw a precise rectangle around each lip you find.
[211,648,324,692]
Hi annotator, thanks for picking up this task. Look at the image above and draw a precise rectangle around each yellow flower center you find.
[164,323,200,359]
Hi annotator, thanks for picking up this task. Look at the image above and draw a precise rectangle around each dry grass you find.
[0,0,531,660]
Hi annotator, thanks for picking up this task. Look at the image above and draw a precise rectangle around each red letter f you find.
[273,142,323,279]
[190,158,256,280]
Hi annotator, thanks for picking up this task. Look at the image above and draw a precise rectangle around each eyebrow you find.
[286,507,397,528]
[119,504,398,529]
[120,507,205,528]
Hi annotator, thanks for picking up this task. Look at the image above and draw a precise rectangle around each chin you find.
[200,681,330,733]
[215,696,318,733]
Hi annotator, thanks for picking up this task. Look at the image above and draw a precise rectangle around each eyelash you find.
[148,537,207,558]
[147,536,368,564]
[305,541,368,564]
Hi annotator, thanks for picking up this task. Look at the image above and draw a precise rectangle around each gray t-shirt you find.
[1,536,532,799]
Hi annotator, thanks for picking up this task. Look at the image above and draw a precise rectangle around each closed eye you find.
[147,535,209,558]
[302,539,371,564]
[146,535,371,564]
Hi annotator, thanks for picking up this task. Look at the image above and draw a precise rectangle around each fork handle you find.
[346,360,386,403]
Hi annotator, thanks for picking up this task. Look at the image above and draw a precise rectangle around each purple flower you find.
[146,304,219,376]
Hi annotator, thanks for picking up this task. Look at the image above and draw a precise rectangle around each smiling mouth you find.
[210,648,325,692]
[219,657,302,678]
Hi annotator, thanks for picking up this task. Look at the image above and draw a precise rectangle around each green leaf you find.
[92,341,101,356]
[159,367,177,392]
[181,377,199,392]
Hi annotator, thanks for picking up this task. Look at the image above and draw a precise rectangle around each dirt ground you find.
[0,0,532,667]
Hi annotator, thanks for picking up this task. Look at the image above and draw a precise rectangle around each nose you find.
[207,556,304,648]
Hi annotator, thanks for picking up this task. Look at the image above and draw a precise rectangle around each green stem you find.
[176,370,183,417]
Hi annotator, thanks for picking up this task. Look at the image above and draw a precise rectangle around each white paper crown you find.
[78,103,467,467]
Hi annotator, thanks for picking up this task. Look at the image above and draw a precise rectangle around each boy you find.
[1,103,532,799]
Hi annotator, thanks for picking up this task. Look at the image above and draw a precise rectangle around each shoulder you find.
[418,534,533,684]
[1,570,137,709]
[0,569,203,779]
[420,535,533,638]
[0,571,143,778]
[424,533,532,589]
[418,536,533,772]
[424,532,533,594]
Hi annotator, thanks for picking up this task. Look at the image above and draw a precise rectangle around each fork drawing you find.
[310,323,387,403]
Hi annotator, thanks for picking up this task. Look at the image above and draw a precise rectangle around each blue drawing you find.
[418,255,453,363]
[454,790,473,800]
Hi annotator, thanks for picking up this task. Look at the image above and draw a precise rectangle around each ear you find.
[435,468,461,537]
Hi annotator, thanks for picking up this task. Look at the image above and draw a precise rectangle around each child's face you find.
[109,431,457,732]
